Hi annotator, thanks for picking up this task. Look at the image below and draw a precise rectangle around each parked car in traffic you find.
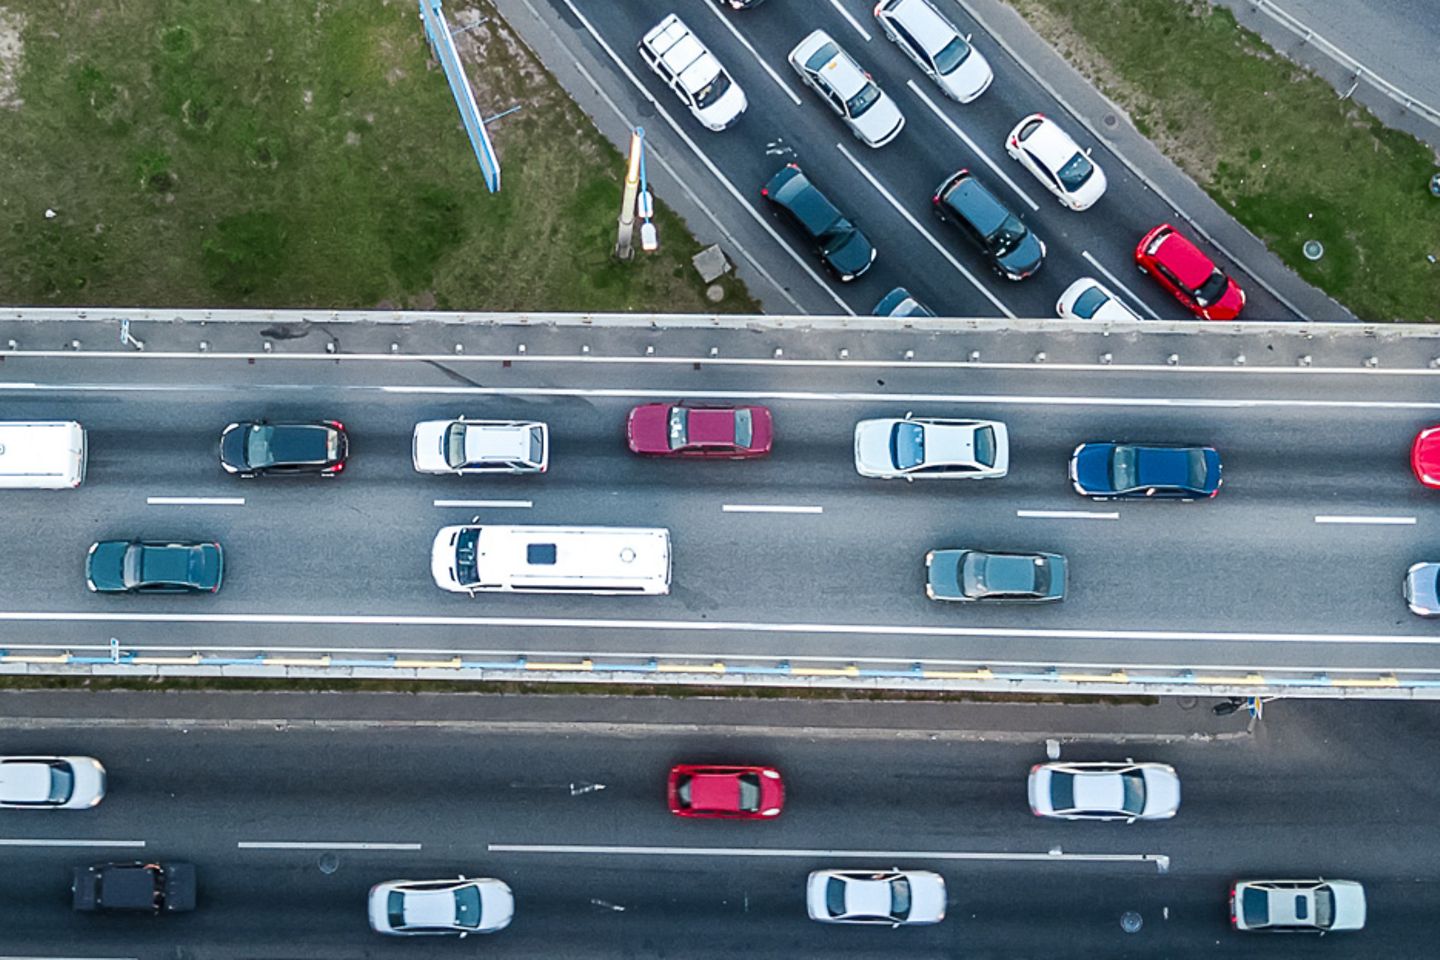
[1230,879,1366,933]
[86,540,223,594]
[933,169,1045,280]
[73,861,196,913]
[806,869,946,925]
[667,764,784,819]
[1069,443,1221,500]
[789,30,904,147]
[762,164,875,281]
[874,0,992,102]
[1028,760,1181,821]
[1136,224,1245,320]
[627,403,772,458]
[1005,114,1106,210]
[0,756,105,809]
[412,418,548,475]
[638,14,746,131]
[854,415,1009,480]
[1057,277,1142,321]
[219,420,347,477]
[369,876,514,936]
[926,549,1066,602]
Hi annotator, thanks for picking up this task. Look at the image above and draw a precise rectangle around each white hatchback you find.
[874,0,992,103]
[789,30,905,148]
[1005,113,1107,210]
[1057,277,1141,321]
[369,877,514,936]
[807,869,946,925]
[412,418,548,475]
[0,755,105,809]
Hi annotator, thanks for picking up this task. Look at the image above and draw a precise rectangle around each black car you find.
[932,169,1045,280]
[762,164,875,281]
[73,861,197,913]
[1069,443,1221,500]
[874,287,936,318]
[219,420,348,477]
[86,540,224,593]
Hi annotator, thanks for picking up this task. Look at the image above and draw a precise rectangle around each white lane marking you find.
[1017,509,1118,520]
[145,497,244,506]
[434,499,533,509]
[1314,515,1417,525]
[0,957,139,960]
[827,0,872,41]
[553,0,852,314]
[1080,250,1160,320]
[700,3,801,104]
[835,143,1013,318]
[490,843,1165,869]
[907,80,1040,211]
[723,504,823,514]
[6,611,1440,649]
[0,838,145,848]
[237,841,421,851]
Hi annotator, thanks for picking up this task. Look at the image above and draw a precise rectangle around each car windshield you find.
[1184,449,1209,489]
[529,427,545,464]
[1055,152,1095,191]
[889,877,912,919]
[846,81,881,117]
[825,878,847,918]
[1195,268,1229,306]
[736,773,761,812]
[694,70,733,109]
[973,425,996,467]
[933,35,973,75]
[47,764,74,804]
[668,407,689,450]
[1049,771,1074,810]
[454,528,480,586]
[891,422,925,470]
[443,422,468,469]
[388,891,406,929]
[453,885,484,929]
[733,409,753,447]
[122,546,143,587]
[1241,887,1269,924]
[1314,887,1334,928]
[1119,770,1146,815]
[1072,286,1110,318]
[1110,446,1138,491]
[243,424,277,468]
[805,41,840,71]
[675,774,692,806]
[991,215,1028,257]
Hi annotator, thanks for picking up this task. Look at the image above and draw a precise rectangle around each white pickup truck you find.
[638,14,747,131]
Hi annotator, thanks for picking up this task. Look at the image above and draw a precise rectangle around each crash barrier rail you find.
[0,643,1436,699]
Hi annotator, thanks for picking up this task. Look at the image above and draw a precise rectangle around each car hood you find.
[86,541,130,591]
[1027,767,1052,813]
[1405,563,1440,615]
[853,420,897,476]
[905,873,947,923]
[926,550,964,600]
[695,83,747,130]
[1140,767,1181,818]
[1071,444,1113,494]
[627,405,671,453]
[479,881,515,931]
[852,94,905,146]
[938,47,992,102]
[412,420,452,471]
[218,424,247,470]
[823,225,875,279]
[996,229,1045,278]
[66,757,106,808]
[1327,881,1367,931]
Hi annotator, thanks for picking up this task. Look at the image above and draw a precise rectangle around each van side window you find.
[527,544,558,565]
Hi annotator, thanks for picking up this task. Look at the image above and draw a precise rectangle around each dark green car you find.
[925,549,1065,602]
[86,540,224,594]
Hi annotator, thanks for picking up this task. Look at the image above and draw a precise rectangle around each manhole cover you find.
[1120,911,1143,933]
[318,853,340,875]
[1103,113,1118,128]
[1176,696,1197,710]
[1302,240,1324,261]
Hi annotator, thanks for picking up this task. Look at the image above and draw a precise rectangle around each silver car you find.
[368,876,514,936]
[412,418,549,475]
[1028,760,1180,821]
[853,415,1008,480]
[1404,561,1440,616]
[0,755,105,809]
[874,0,993,103]
[788,30,904,148]
[1230,879,1366,933]
[806,869,946,925]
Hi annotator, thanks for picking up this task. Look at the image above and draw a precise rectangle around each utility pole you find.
[614,128,645,261]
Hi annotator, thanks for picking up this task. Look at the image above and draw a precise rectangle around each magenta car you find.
[626,403,773,459]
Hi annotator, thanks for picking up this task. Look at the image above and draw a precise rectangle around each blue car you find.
[1069,443,1220,500]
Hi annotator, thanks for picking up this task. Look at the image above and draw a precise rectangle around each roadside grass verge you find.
[1009,0,1440,322]
[0,0,755,312]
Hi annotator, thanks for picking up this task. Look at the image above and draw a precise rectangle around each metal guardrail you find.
[1250,0,1440,130]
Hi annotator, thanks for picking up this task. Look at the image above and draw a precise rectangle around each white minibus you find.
[431,524,671,595]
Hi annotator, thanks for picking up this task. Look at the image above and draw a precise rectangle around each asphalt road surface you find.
[0,697,1435,958]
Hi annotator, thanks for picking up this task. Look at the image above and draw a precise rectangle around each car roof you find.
[402,887,459,928]
[840,876,892,918]
[883,0,957,57]
[942,175,1008,237]
[689,771,742,809]
[0,760,52,802]
[969,552,1041,594]
[1134,446,1201,487]
[138,544,195,584]
[265,422,332,464]
[1018,117,1081,170]
[800,35,868,98]
[464,423,533,462]
[1151,228,1216,287]
[686,409,736,445]
[1069,769,1124,811]
[771,168,844,236]
[922,420,981,466]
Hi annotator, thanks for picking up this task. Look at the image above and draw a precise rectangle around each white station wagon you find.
[789,30,904,147]
[412,418,549,475]
[639,14,747,131]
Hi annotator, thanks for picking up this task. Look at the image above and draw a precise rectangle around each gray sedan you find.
[926,549,1066,602]
[1404,562,1440,616]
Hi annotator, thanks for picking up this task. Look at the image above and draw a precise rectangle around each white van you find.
[431,525,671,595]
[0,421,87,489]
[638,14,747,131]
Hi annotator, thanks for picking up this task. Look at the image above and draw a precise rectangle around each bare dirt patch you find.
[0,7,26,110]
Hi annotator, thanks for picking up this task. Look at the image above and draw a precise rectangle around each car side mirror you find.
[905,475,915,483]
[964,33,972,41]
[460,932,469,940]
[1084,147,1092,156]
[891,921,901,929]
[1126,816,1137,825]
[904,410,914,419]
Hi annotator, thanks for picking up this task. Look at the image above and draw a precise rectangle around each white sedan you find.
[368,876,514,936]
[0,755,105,809]
[1057,277,1142,321]
[1005,113,1107,210]
[854,415,1008,480]
[789,30,905,148]
[1028,760,1180,821]
[806,869,946,925]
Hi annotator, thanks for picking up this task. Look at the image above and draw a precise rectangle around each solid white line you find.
[0,838,145,848]
[907,80,1040,211]
[146,497,244,506]
[489,843,1164,868]
[1314,515,1416,525]
[434,499,533,509]
[827,0,872,41]
[701,3,801,104]
[723,504,823,514]
[835,143,1014,318]
[237,841,421,851]
[1081,250,1160,320]
[1017,509,1119,520]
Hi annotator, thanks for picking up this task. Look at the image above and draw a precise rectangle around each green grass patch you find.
[1009,0,1440,322]
[0,0,755,312]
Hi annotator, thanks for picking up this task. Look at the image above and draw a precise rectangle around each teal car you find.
[926,548,1065,602]
[86,540,223,594]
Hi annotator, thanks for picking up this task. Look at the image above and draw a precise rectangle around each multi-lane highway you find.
[2,343,1440,684]
[509,0,1320,320]
[0,693,1434,957]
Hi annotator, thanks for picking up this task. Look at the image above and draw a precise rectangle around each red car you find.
[1413,426,1440,488]
[667,764,784,819]
[1135,224,1245,321]
[627,403,773,458]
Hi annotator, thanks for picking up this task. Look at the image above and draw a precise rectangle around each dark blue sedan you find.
[1069,443,1221,500]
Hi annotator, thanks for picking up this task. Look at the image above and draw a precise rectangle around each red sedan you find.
[1135,223,1245,321]
[667,764,784,819]
[1413,426,1440,488]
[626,403,773,458]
